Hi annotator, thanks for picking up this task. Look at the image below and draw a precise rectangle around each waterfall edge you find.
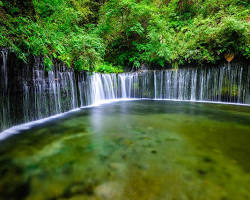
[1,51,249,134]
[0,98,249,141]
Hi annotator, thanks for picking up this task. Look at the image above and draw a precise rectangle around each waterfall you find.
[154,71,157,98]
[82,65,249,105]
[0,49,10,131]
[1,49,8,90]
[0,53,249,132]
[119,74,127,98]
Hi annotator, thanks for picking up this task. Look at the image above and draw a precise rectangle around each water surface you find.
[0,100,250,200]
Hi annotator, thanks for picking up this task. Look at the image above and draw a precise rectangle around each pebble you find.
[95,181,122,199]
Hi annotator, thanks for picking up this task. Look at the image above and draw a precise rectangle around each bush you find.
[0,0,249,71]
[95,63,124,73]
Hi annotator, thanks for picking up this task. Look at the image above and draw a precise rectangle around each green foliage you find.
[44,56,53,70]
[0,0,249,71]
[95,63,124,73]
[0,0,105,71]
[98,0,249,67]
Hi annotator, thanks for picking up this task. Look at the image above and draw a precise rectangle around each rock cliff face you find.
[0,50,249,132]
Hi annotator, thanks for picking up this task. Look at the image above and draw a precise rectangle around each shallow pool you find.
[0,100,250,200]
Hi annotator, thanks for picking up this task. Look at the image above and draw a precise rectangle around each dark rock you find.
[121,154,127,160]
[203,156,213,163]
[0,161,30,200]
[151,150,157,154]
[63,180,97,198]
[197,169,207,176]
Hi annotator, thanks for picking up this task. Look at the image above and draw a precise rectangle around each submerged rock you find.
[95,181,122,199]
[108,162,126,174]
[203,156,214,163]
[197,169,207,176]
[0,160,30,200]
[151,150,157,154]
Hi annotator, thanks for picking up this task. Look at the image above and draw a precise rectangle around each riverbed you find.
[0,100,250,200]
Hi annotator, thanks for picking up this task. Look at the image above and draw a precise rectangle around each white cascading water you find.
[0,51,249,132]
[21,60,80,123]
[104,66,248,103]
[1,49,8,89]
[0,49,10,130]
[82,65,249,104]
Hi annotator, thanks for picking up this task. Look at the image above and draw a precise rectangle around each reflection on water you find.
[0,100,250,200]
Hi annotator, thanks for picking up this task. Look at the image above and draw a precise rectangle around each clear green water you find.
[0,100,250,200]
